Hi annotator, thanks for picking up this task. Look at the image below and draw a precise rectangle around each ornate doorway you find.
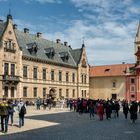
[49,88,56,100]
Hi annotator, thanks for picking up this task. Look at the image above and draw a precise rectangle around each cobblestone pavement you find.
[0,106,140,140]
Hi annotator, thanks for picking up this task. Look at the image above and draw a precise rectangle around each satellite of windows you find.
[44,47,55,59]
[26,42,38,54]
[59,52,69,62]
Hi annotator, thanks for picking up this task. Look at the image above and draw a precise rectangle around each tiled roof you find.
[0,22,6,38]
[70,48,83,65]
[15,30,78,67]
[90,64,135,77]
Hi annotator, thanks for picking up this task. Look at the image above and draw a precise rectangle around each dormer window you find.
[59,52,69,62]
[26,42,38,54]
[4,40,16,53]
[44,47,55,59]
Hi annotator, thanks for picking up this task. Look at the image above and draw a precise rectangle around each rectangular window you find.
[131,78,135,84]
[42,68,46,80]
[66,89,69,98]
[84,75,86,84]
[23,66,28,78]
[4,63,9,75]
[23,87,27,97]
[112,81,116,88]
[59,71,62,82]
[11,64,15,76]
[59,89,62,98]
[131,94,135,98]
[33,67,37,79]
[72,73,75,83]
[112,94,117,100]
[43,88,46,98]
[82,90,84,97]
[81,74,84,83]
[72,89,75,97]
[33,87,37,97]
[66,72,69,82]
[51,70,54,81]
[131,86,135,92]
[84,90,86,98]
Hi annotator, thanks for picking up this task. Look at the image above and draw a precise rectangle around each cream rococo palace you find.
[0,14,89,100]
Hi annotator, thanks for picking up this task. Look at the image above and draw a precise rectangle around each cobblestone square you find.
[0,106,140,140]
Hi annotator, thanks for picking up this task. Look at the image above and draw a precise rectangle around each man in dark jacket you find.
[0,99,9,133]
[130,101,138,123]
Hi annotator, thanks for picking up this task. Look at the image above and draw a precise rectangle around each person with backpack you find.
[0,98,9,133]
[17,99,27,128]
[7,99,15,126]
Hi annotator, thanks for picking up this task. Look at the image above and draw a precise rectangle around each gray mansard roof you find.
[0,22,6,38]
[0,19,83,67]
[15,30,83,67]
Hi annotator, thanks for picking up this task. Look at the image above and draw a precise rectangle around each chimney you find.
[68,45,72,50]
[64,42,68,46]
[37,32,42,38]
[13,24,17,30]
[56,39,61,43]
[24,28,29,33]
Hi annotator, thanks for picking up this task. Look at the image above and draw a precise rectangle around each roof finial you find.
[7,1,12,21]
[8,1,12,15]
[82,37,85,48]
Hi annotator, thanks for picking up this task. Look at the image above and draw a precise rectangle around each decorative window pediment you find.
[44,47,55,59]
[4,40,16,53]
[59,52,69,62]
[26,42,38,54]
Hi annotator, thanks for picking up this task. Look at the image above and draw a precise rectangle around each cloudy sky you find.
[0,0,140,66]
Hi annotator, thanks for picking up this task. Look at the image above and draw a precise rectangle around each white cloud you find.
[41,19,137,65]
[11,0,139,66]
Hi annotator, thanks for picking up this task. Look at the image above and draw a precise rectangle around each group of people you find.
[66,98,139,123]
[35,97,53,110]
[1,96,139,133]
[0,98,26,133]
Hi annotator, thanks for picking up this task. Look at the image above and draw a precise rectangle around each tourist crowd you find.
[0,97,140,134]
[65,98,140,123]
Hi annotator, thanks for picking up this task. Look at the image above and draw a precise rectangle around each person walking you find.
[36,98,41,110]
[69,99,73,111]
[89,100,94,119]
[7,99,15,126]
[97,101,104,121]
[123,101,129,119]
[105,101,112,120]
[129,101,138,123]
[115,101,120,118]
[0,99,9,133]
[73,99,77,112]
[17,99,27,127]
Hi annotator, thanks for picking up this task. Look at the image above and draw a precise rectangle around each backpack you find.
[20,105,26,115]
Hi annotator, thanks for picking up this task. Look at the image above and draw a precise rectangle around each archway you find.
[49,88,56,100]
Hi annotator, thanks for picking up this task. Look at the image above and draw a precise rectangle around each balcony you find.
[4,47,16,53]
[2,75,20,82]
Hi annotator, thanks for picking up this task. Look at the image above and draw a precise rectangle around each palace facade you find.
[0,14,89,100]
